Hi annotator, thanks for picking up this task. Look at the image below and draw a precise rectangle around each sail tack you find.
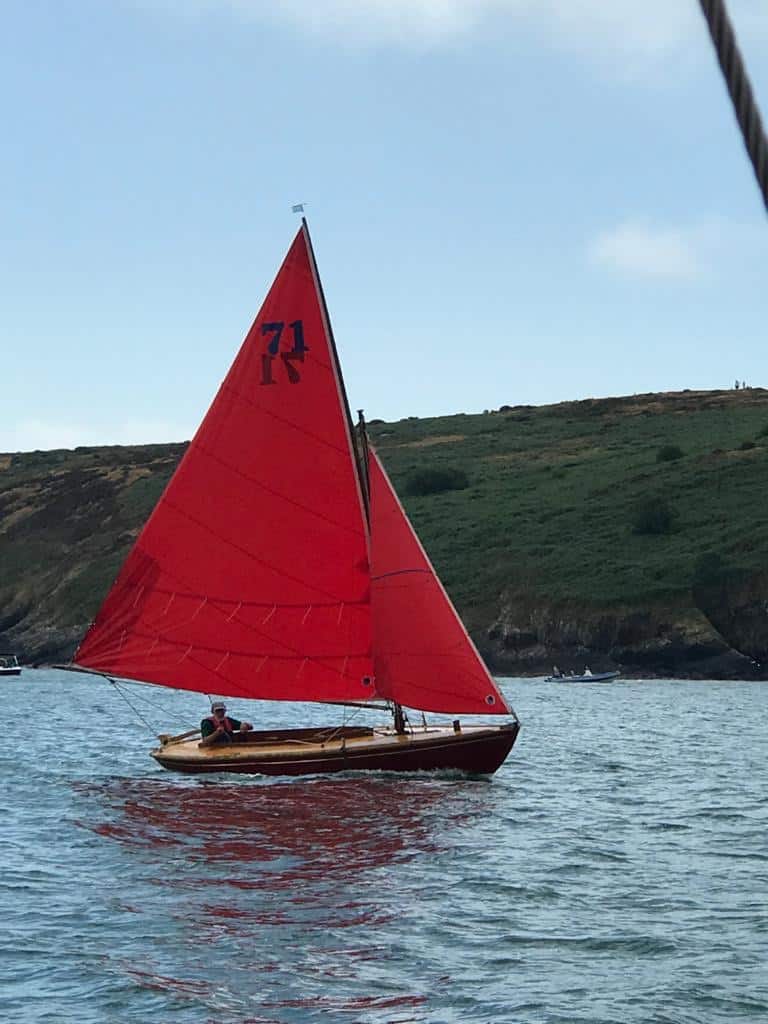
[75,226,375,703]
[368,450,510,715]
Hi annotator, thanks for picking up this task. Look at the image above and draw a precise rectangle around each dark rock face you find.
[693,568,768,665]
[14,626,83,667]
[483,592,763,679]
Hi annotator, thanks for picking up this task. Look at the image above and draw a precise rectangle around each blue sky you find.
[2,0,767,451]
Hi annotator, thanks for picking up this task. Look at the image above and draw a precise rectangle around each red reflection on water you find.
[206,1019,283,1024]
[76,776,452,1021]
[261,992,427,1010]
[121,966,210,996]
[74,776,450,941]
[78,776,442,884]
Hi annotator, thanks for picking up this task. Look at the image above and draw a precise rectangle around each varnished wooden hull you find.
[151,722,519,777]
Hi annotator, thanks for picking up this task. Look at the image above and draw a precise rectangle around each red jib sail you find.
[75,225,375,703]
[368,449,509,715]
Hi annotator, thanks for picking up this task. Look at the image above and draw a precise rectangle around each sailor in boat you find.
[583,666,593,677]
[199,701,253,748]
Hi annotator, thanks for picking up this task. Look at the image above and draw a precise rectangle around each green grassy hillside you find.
[367,389,768,632]
[2,388,767,674]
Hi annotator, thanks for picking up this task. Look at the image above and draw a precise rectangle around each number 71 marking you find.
[260,320,308,384]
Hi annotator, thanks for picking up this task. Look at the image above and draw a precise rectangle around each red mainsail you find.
[75,225,376,703]
[368,449,509,715]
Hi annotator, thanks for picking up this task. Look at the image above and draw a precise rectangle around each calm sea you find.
[1,670,766,1024]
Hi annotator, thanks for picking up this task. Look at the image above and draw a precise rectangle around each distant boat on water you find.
[0,655,22,677]
[546,667,620,683]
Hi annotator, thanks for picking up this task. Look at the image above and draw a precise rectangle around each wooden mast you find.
[357,408,406,734]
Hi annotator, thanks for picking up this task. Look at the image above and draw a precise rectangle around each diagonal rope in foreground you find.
[698,0,768,214]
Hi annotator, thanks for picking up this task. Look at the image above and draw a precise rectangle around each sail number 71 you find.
[260,320,307,384]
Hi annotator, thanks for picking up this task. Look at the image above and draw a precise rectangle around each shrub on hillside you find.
[739,440,756,451]
[656,444,683,463]
[758,424,768,438]
[631,497,678,536]
[404,467,469,497]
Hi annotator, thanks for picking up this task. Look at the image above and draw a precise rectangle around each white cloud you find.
[143,0,766,67]
[1,418,191,453]
[588,221,704,281]
[587,217,768,281]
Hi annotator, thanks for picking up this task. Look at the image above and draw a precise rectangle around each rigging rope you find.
[110,677,194,729]
[698,0,768,214]
[107,677,159,735]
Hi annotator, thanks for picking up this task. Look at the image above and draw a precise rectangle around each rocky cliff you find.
[482,592,763,679]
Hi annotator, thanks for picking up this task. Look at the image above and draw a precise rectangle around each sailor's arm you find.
[198,721,224,747]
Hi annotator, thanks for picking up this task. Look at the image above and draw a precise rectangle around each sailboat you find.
[70,221,520,776]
